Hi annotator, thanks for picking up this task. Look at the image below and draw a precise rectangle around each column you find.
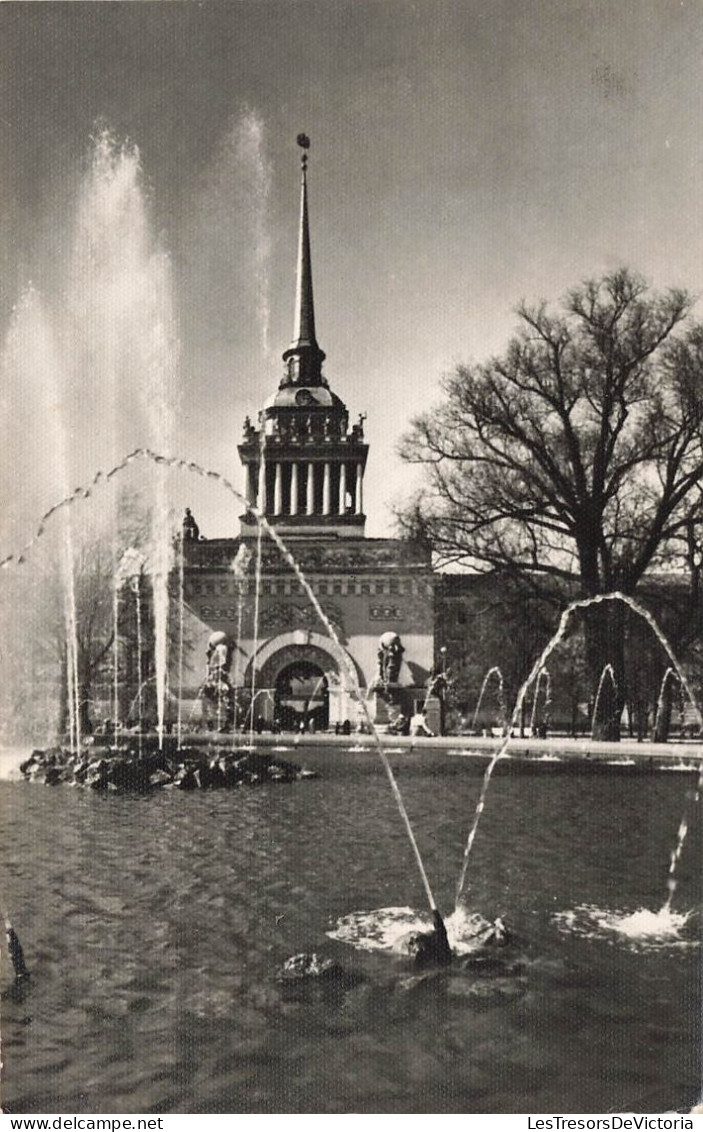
[246,464,256,506]
[290,462,299,515]
[307,462,315,515]
[257,460,266,513]
[274,462,283,515]
[338,462,347,515]
[355,463,363,514]
[323,462,331,515]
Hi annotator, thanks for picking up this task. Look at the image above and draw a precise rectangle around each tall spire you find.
[282,134,325,386]
[292,136,317,349]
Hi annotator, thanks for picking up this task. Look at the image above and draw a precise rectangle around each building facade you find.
[180,140,436,731]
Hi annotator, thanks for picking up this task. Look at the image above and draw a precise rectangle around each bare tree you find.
[400,269,703,738]
[0,492,157,741]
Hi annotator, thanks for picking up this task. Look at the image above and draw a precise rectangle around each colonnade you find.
[246,459,364,517]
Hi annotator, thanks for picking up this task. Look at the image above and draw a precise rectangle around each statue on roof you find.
[182,508,200,541]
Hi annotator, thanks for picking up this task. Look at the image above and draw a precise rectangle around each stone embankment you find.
[19,745,317,791]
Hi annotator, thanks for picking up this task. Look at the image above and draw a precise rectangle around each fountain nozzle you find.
[5,919,30,981]
[429,908,453,966]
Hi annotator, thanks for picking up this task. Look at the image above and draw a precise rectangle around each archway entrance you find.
[274,661,329,731]
[251,633,362,730]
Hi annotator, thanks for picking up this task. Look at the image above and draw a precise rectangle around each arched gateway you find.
[275,662,328,731]
[246,631,361,729]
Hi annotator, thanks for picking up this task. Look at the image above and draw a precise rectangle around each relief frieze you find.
[198,606,240,620]
[259,601,346,641]
[184,538,433,574]
[369,605,404,620]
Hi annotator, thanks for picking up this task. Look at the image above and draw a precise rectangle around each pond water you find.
[1,747,701,1114]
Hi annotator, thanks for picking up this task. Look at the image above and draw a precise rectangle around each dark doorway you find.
[274,661,329,731]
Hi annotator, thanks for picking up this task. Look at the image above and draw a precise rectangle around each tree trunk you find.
[78,682,94,735]
[583,602,626,741]
[632,698,648,742]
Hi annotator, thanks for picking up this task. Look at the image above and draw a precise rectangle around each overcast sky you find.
[3,0,703,545]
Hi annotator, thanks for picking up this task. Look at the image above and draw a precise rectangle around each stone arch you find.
[244,631,364,728]
[245,630,361,689]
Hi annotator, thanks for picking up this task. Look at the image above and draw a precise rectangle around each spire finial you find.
[297,132,310,171]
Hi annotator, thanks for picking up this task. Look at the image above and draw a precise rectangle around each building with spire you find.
[180,137,436,732]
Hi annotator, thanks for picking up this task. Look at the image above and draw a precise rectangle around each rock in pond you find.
[19,743,318,792]
[275,953,346,981]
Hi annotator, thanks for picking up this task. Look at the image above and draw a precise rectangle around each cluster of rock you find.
[276,953,347,981]
[273,938,526,1006]
[19,745,317,791]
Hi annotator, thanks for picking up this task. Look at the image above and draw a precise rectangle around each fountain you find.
[175,529,187,747]
[246,687,276,734]
[653,666,683,743]
[1,447,446,953]
[229,542,253,745]
[195,108,272,365]
[470,665,506,734]
[2,131,180,746]
[14,446,700,968]
[454,591,703,938]
[72,129,180,749]
[528,666,551,737]
[591,663,619,739]
[9,446,701,968]
[247,432,267,747]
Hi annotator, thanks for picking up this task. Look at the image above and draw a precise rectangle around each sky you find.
[2,0,703,546]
